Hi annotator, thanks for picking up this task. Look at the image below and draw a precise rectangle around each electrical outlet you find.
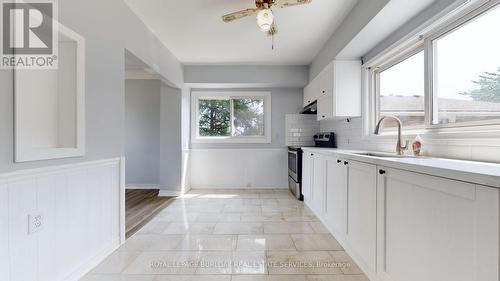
[28,212,44,235]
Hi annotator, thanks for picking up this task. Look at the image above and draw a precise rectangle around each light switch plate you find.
[28,212,44,234]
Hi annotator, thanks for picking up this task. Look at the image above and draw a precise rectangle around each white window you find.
[430,4,500,127]
[191,91,272,143]
[370,2,500,134]
[375,49,425,131]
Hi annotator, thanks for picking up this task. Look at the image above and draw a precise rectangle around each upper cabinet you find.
[303,60,361,120]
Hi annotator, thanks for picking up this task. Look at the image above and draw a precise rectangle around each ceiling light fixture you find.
[256,9,274,32]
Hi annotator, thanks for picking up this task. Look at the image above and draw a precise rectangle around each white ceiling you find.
[124,0,359,65]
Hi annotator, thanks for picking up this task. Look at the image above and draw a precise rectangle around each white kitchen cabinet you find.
[302,151,314,206]
[346,160,377,273]
[303,76,319,107]
[324,156,348,242]
[316,60,361,120]
[376,167,499,281]
[311,153,326,215]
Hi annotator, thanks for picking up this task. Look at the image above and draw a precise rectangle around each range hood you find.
[301,101,317,115]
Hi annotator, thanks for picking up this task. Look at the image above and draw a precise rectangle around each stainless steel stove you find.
[287,132,336,200]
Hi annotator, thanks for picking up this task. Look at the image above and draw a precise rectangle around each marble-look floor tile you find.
[223,204,262,213]
[291,234,343,251]
[232,251,267,274]
[162,223,216,235]
[155,275,231,281]
[267,251,343,275]
[123,251,201,275]
[123,235,185,251]
[87,189,368,281]
[236,235,296,251]
[241,213,285,222]
[213,223,264,234]
[176,235,237,251]
[194,213,241,222]
[329,251,364,274]
[80,274,155,281]
[231,276,306,281]
[308,222,330,234]
[264,222,315,234]
[91,250,141,274]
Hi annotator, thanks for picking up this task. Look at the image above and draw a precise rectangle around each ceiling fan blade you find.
[222,8,259,22]
[273,0,312,8]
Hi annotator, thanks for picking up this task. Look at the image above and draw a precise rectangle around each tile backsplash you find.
[320,117,500,163]
[286,114,319,147]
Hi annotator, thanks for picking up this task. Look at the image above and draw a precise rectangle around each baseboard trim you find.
[64,239,121,281]
[125,184,160,190]
[189,186,289,190]
[158,189,185,197]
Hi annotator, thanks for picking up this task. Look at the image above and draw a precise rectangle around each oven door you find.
[288,149,299,182]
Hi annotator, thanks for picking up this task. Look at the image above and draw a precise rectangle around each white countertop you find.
[302,147,500,188]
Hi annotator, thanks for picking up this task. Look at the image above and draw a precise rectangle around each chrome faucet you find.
[374,116,409,155]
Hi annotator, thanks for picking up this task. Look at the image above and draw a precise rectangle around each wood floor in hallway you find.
[125,189,173,238]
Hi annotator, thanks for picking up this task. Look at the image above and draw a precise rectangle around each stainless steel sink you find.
[353,152,417,158]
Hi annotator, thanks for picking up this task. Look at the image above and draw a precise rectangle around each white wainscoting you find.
[190,148,288,189]
[0,158,123,281]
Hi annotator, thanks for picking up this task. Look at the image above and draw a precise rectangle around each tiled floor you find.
[82,189,369,281]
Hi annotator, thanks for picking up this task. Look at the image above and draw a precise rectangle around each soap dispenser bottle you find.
[412,134,423,156]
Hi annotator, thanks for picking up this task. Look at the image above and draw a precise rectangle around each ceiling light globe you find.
[256,9,274,32]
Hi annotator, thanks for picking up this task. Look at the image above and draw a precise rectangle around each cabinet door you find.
[324,156,348,241]
[302,152,314,206]
[304,83,313,107]
[317,93,333,121]
[311,154,326,215]
[319,63,334,98]
[347,160,377,272]
[377,167,499,281]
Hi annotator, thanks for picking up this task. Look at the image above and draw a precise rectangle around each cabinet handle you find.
[311,153,314,156]
[322,90,326,94]
[337,159,342,164]
[322,115,326,118]
[379,169,386,175]
[344,161,349,165]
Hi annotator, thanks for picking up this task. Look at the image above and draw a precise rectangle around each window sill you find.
[191,137,272,144]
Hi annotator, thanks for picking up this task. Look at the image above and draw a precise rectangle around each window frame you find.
[426,1,500,129]
[373,45,425,131]
[366,0,500,138]
[191,91,272,144]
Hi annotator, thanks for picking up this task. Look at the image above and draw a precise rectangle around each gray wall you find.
[160,85,183,190]
[190,88,304,149]
[185,65,309,88]
[309,0,390,79]
[125,80,161,186]
[363,0,467,62]
[0,0,183,174]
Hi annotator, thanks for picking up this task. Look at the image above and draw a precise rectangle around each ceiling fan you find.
[222,0,313,38]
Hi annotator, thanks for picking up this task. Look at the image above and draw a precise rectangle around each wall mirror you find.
[14,24,85,162]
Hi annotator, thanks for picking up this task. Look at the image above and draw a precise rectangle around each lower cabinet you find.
[324,156,348,242]
[346,160,378,273]
[302,152,313,206]
[311,154,326,215]
[302,150,499,281]
[376,167,499,281]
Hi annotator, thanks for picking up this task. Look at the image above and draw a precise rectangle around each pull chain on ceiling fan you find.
[222,0,312,49]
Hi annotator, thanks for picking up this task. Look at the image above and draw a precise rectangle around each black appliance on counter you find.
[288,132,336,200]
